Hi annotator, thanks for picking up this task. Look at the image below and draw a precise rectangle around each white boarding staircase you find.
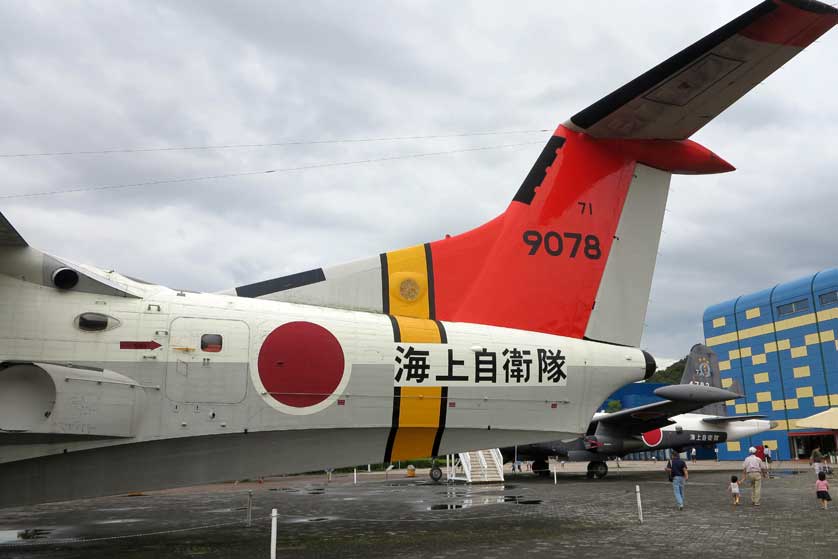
[446,448,505,483]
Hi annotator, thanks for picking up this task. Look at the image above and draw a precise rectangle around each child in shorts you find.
[816,471,831,510]
[728,475,741,505]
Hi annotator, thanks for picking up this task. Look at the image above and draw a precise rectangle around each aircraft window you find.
[777,299,810,317]
[75,312,121,332]
[201,334,223,353]
[819,290,838,307]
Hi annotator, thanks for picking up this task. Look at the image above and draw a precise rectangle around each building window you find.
[777,299,810,317]
[201,334,223,352]
[819,290,838,308]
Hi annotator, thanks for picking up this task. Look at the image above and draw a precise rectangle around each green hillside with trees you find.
[646,356,687,384]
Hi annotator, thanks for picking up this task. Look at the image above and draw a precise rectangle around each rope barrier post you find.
[270,508,278,559]
[246,490,253,527]
[553,466,557,485]
[354,468,357,485]
[635,485,644,524]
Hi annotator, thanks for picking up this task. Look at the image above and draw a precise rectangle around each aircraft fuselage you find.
[512,412,773,463]
[0,264,648,505]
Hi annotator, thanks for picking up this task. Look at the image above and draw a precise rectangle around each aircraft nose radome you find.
[769,421,779,430]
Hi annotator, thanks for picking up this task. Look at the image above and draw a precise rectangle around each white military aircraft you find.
[1,0,835,506]
[504,345,774,478]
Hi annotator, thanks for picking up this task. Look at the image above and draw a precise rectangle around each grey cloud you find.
[0,0,835,361]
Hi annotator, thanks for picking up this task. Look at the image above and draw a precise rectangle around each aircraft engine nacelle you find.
[585,431,643,456]
[0,362,146,439]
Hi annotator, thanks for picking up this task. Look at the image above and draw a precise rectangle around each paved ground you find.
[0,461,834,558]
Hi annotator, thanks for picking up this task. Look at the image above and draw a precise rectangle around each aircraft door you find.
[165,318,250,404]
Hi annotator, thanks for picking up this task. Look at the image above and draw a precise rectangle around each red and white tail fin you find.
[230,0,837,347]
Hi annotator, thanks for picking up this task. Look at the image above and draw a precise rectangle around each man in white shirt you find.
[742,446,768,506]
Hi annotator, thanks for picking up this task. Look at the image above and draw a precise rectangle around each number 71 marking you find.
[578,202,593,215]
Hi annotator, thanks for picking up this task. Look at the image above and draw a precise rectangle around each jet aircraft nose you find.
[769,421,779,430]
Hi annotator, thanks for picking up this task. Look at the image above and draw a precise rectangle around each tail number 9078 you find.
[523,230,601,259]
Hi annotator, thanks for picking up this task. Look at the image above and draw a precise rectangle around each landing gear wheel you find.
[586,461,608,479]
[532,459,549,477]
[429,466,443,482]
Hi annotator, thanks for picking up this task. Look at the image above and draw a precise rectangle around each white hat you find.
[748,446,757,453]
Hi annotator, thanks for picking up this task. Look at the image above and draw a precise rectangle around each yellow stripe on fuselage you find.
[384,244,432,319]
[387,315,446,462]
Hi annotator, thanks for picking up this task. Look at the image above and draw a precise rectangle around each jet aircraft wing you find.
[701,414,768,424]
[596,385,740,433]
[568,0,838,140]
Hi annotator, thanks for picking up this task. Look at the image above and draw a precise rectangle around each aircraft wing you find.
[568,0,838,140]
[701,414,768,424]
[0,210,27,247]
[596,385,741,433]
[0,209,140,298]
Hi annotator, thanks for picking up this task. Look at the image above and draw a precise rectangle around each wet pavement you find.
[0,462,835,558]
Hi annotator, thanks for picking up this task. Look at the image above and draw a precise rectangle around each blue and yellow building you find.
[704,268,838,461]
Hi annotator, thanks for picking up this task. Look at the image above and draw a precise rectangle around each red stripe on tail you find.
[429,126,635,338]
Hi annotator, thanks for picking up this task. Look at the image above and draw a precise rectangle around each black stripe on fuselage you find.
[383,315,402,463]
[424,242,436,320]
[380,253,390,315]
[235,268,326,298]
[431,320,448,457]
[383,387,402,464]
[388,315,401,343]
[434,320,448,344]
[431,386,449,457]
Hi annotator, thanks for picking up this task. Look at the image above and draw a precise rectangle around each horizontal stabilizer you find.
[597,384,740,433]
[568,0,838,139]
[701,415,768,424]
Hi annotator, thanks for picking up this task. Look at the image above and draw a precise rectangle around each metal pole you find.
[553,466,557,485]
[354,468,357,485]
[270,508,278,559]
[246,490,253,527]
[635,485,643,524]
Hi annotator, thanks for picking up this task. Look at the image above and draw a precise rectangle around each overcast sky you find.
[0,1,835,361]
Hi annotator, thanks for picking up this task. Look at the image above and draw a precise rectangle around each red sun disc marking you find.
[257,321,345,408]
[641,428,663,447]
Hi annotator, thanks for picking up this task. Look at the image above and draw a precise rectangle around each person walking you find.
[666,450,689,510]
[811,446,823,476]
[728,475,741,506]
[816,471,831,510]
[691,447,697,464]
[742,446,768,506]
